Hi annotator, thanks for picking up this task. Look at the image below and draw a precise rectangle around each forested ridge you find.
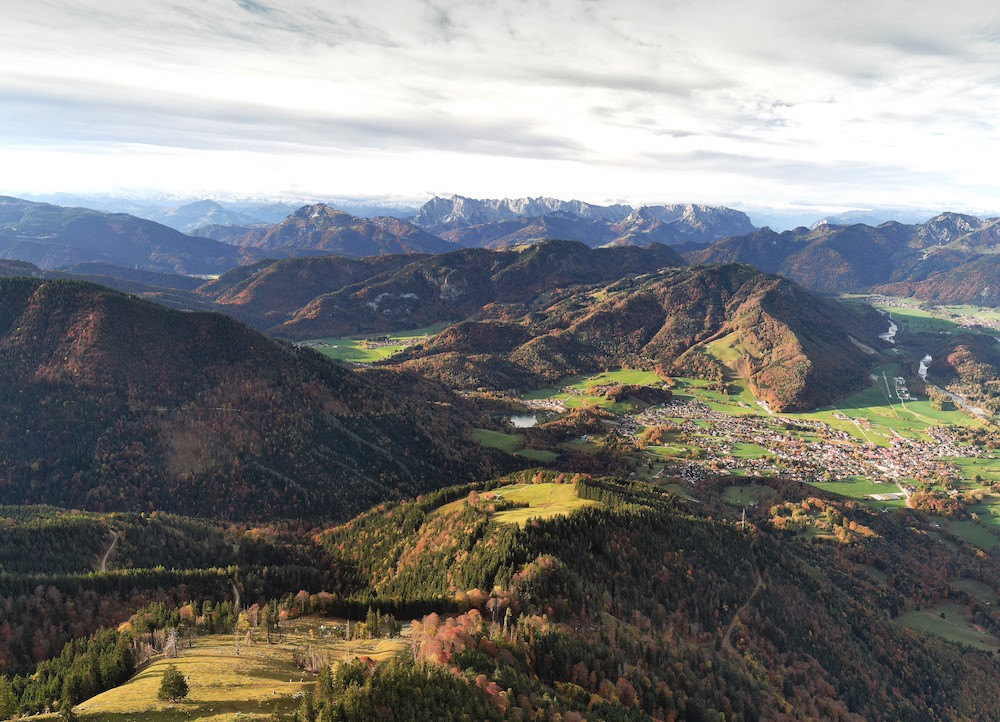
[5,473,1000,719]
[306,473,1000,720]
[396,263,886,411]
[0,277,513,520]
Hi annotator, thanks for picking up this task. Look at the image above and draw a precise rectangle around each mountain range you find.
[412,195,757,249]
[0,194,752,279]
[0,196,261,275]
[692,212,1000,297]
[392,261,886,411]
[146,199,267,234]
[228,203,456,256]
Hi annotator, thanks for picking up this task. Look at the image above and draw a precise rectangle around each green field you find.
[721,484,774,506]
[898,600,1000,651]
[658,482,697,499]
[515,448,560,462]
[783,364,980,445]
[490,483,599,525]
[702,334,763,407]
[943,519,1000,550]
[865,297,1000,336]
[729,442,775,459]
[950,456,1000,484]
[73,617,408,721]
[305,325,444,363]
[473,428,524,453]
[950,577,998,603]
[523,369,666,411]
[808,477,903,501]
[646,443,705,460]
[670,377,760,416]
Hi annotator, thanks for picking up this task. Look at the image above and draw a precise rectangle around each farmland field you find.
[523,368,667,411]
[304,325,444,363]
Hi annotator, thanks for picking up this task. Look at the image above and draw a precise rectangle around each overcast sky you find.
[2,0,1000,213]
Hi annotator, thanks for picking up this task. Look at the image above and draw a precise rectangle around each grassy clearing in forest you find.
[721,484,774,506]
[515,448,560,462]
[305,325,444,363]
[898,600,1000,652]
[950,577,998,603]
[489,483,598,525]
[473,428,524,453]
[72,617,408,721]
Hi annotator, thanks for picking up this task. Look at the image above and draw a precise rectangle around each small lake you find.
[509,414,538,428]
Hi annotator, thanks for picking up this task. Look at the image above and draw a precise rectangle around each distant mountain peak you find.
[148,199,266,233]
[233,203,455,257]
[413,195,755,248]
[413,195,632,229]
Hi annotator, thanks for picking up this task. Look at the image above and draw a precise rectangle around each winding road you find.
[721,544,763,656]
[99,530,119,572]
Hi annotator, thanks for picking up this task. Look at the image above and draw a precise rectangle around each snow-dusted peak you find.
[413,195,631,228]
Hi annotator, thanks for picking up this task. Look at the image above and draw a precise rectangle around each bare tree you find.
[164,628,179,659]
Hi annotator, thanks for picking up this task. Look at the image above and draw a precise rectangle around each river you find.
[931,386,990,419]
[918,354,931,381]
[879,317,897,343]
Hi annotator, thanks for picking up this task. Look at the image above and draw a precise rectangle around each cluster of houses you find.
[622,397,980,486]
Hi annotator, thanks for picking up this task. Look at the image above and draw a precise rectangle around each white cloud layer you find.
[2,0,1000,208]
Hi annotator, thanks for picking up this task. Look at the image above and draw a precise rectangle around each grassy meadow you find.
[523,368,666,411]
[305,325,444,363]
[489,482,599,525]
[897,600,1000,652]
[71,617,408,721]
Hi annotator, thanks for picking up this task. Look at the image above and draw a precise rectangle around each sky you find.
[3,0,1000,215]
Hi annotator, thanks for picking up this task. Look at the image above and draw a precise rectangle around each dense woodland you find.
[0,278,514,520]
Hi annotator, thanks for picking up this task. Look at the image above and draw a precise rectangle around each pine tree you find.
[0,676,17,720]
[157,664,189,702]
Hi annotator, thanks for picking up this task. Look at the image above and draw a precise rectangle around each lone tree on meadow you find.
[157,664,189,702]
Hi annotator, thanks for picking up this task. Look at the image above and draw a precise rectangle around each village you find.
[609,396,984,491]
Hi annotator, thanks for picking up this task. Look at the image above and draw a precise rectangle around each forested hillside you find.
[396,263,886,411]
[270,241,685,339]
[0,278,510,520]
[310,472,1000,720]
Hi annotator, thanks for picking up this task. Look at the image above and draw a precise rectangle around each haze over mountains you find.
[0,196,262,275]
[692,212,1000,300]
[9,192,1000,322]
[147,199,268,234]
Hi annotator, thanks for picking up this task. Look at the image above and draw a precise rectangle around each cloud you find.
[1,0,1000,206]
